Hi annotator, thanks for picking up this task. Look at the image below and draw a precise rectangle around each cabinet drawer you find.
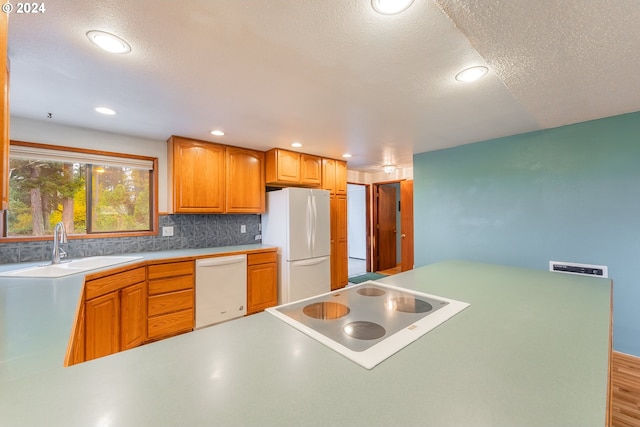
[148,261,194,280]
[85,267,146,300]
[147,308,193,340]
[148,274,193,295]
[148,289,193,317]
[247,251,277,265]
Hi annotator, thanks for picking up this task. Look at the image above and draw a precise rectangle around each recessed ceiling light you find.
[86,30,131,54]
[455,66,489,82]
[372,0,415,15]
[95,107,116,115]
[342,153,352,158]
[291,142,303,148]
[210,130,225,136]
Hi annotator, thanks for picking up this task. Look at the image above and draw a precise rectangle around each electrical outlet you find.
[162,226,174,237]
[255,234,262,241]
[549,261,608,278]
[240,225,246,233]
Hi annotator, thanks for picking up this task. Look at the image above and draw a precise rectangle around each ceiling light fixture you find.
[455,66,488,82]
[382,164,397,174]
[86,30,131,54]
[95,107,116,115]
[342,153,352,158]
[372,0,415,15]
[210,130,225,136]
[291,142,303,148]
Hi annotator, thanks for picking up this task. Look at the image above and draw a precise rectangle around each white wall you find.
[347,184,366,259]
[10,117,170,211]
[346,167,413,185]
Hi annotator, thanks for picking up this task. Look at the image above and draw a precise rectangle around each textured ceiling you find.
[7,0,640,172]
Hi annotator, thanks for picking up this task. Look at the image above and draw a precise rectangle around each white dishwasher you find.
[195,254,247,329]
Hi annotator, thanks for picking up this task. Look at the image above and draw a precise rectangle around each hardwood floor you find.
[377,264,401,276]
[612,351,640,427]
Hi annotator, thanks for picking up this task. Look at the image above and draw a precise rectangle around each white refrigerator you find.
[261,187,331,304]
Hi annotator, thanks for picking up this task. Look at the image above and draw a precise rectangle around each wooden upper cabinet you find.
[322,158,336,193]
[322,158,347,195]
[0,12,9,210]
[335,160,347,195]
[265,148,322,187]
[266,149,299,184]
[168,136,225,213]
[226,146,265,213]
[300,154,322,186]
[168,136,265,214]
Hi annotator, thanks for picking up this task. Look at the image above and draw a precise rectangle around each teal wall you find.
[413,111,640,356]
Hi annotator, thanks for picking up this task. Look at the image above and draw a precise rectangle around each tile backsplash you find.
[0,214,262,265]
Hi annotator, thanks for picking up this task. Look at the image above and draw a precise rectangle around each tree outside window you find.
[4,142,156,238]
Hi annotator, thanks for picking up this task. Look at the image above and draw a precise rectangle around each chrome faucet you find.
[52,222,68,264]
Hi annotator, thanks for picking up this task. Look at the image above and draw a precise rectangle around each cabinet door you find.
[336,195,348,287]
[247,262,277,314]
[322,158,336,194]
[301,154,322,186]
[170,137,225,213]
[278,150,300,182]
[330,195,348,290]
[120,282,146,350]
[226,146,265,213]
[85,291,120,361]
[335,160,347,195]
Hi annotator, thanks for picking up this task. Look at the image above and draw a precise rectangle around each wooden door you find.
[400,180,414,271]
[120,282,146,350]
[85,291,120,361]
[377,184,397,271]
[171,138,225,213]
[226,147,265,213]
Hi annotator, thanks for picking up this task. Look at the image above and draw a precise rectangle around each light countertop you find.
[0,259,611,427]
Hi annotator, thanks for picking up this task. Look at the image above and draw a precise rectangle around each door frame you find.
[372,179,414,273]
[346,182,371,273]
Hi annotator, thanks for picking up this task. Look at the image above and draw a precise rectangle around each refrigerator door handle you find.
[292,256,330,266]
[307,195,313,251]
[311,194,317,251]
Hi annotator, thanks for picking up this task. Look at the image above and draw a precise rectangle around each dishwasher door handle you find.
[197,256,246,267]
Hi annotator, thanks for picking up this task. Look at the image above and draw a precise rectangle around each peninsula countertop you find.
[0,259,611,427]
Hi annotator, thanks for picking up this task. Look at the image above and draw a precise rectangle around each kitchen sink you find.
[0,256,144,278]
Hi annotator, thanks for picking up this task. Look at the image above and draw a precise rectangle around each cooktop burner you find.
[267,281,470,369]
[343,321,386,340]
[303,302,350,320]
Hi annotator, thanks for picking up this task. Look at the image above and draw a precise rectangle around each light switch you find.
[240,225,246,233]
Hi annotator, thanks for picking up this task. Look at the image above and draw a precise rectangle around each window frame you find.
[1,140,159,242]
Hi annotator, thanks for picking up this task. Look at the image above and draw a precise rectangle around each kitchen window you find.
[1,141,158,239]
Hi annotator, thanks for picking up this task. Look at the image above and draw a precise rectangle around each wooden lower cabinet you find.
[66,250,278,366]
[83,267,147,362]
[146,261,194,341]
[120,282,147,350]
[85,291,120,361]
[247,252,278,314]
